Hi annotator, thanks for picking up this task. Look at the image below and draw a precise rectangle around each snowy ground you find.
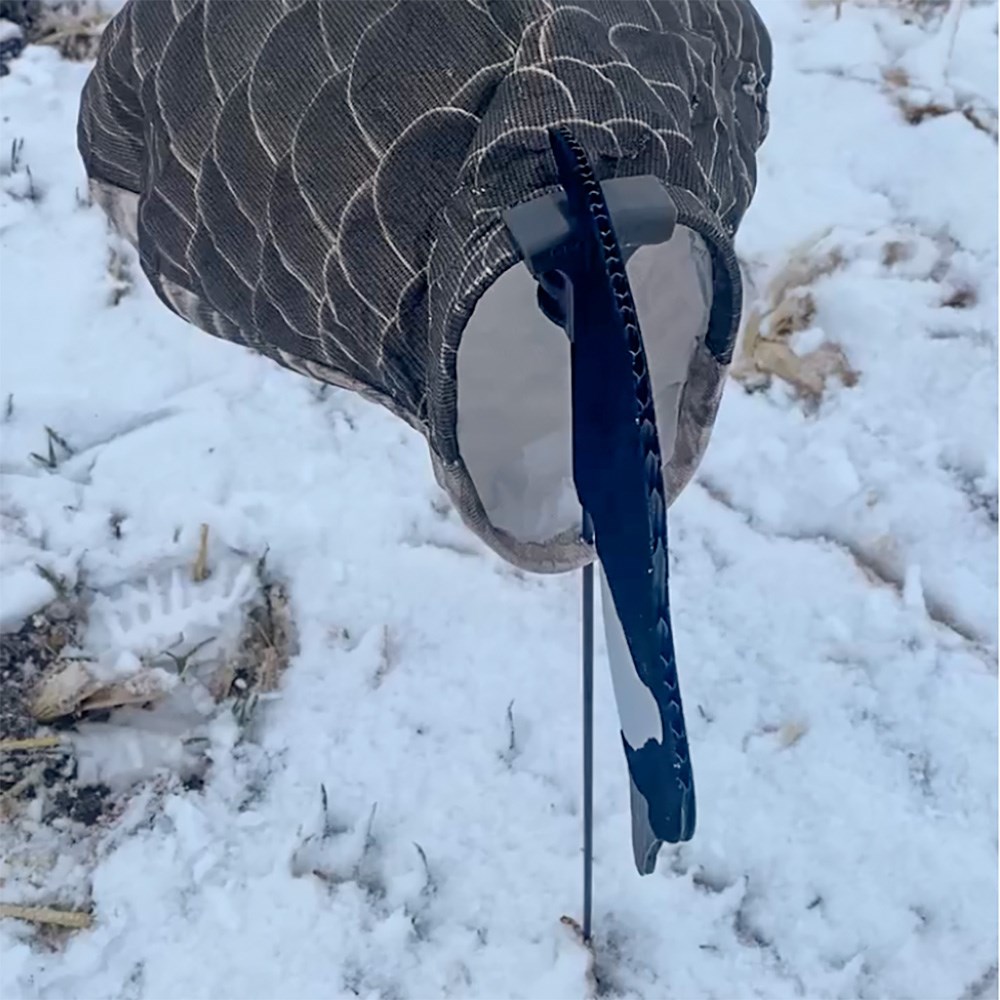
[0,2,996,998]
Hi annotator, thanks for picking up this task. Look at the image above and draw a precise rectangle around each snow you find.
[0,20,23,45]
[0,2,996,998]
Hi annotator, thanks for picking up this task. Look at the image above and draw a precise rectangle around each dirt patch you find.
[1,594,86,814]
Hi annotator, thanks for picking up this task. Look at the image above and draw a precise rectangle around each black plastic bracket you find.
[503,175,677,279]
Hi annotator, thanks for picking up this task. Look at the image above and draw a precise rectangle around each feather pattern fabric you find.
[78,0,771,571]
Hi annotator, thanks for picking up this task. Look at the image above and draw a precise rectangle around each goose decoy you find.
[78,0,772,919]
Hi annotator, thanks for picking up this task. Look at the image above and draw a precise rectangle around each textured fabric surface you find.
[78,0,772,571]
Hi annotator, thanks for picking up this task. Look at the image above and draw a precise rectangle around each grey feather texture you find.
[78,0,772,571]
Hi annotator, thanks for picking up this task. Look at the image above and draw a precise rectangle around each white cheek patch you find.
[599,565,663,750]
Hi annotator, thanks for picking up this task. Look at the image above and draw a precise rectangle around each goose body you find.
[79,0,772,870]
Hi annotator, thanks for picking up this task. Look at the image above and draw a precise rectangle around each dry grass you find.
[0,1,109,60]
[1,540,300,949]
[105,241,134,307]
[940,284,978,309]
[807,0,997,140]
[29,426,73,471]
[212,554,297,725]
[879,35,998,140]
[881,240,914,267]
[0,735,63,752]
[1,586,86,809]
[805,0,965,21]
[892,85,998,138]
[30,659,174,722]
[24,563,296,731]
[0,903,92,931]
[733,239,859,404]
[3,532,299,829]
[191,523,210,583]
[371,626,399,689]
[0,138,42,203]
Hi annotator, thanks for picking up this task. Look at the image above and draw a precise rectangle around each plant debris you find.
[216,563,296,726]
[734,239,859,404]
[0,902,93,931]
[0,1,109,61]
[1,600,83,746]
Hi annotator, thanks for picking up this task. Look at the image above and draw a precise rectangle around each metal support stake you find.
[581,510,595,943]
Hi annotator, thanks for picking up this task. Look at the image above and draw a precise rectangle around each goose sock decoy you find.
[78,0,772,880]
